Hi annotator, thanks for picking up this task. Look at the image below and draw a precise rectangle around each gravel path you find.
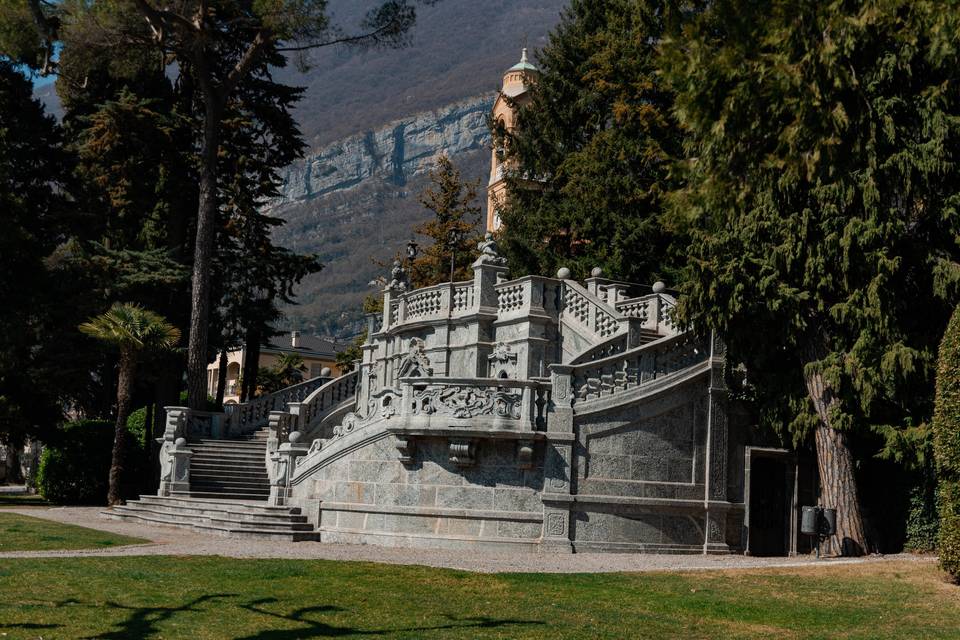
[0,506,931,574]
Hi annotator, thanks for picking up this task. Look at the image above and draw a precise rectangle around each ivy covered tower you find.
[486,48,538,233]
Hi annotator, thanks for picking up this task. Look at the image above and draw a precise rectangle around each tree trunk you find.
[803,341,868,556]
[108,349,135,506]
[215,348,228,407]
[186,89,223,410]
[240,329,261,402]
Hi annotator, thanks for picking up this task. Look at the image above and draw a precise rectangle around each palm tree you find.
[80,303,181,506]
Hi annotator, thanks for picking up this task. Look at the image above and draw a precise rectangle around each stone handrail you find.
[287,370,360,432]
[615,293,678,335]
[224,375,331,435]
[388,281,477,328]
[560,279,628,341]
[552,332,709,407]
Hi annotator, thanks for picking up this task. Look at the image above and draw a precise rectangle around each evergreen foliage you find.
[0,59,79,448]
[410,155,482,287]
[935,305,960,578]
[36,419,146,505]
[661,0,960,553]
[496,0,687,282]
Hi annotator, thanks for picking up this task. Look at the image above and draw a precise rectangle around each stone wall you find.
[293,435,545,551]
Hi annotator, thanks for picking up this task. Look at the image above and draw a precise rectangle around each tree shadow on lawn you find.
[234,596,545,639]
[81,593,239,640]
[43,592,543,639]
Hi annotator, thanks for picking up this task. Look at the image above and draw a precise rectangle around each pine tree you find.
[410,155,483,287]
[495,0,688,283]
[661,0,960,555]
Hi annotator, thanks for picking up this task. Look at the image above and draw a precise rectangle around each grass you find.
[0,513,148,552]
[0,557,957,639]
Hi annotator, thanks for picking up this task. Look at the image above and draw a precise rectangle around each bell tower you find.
[486,48,538,233]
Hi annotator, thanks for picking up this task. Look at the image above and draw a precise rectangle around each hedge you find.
[934,305,960,579]
[37,418,149,505]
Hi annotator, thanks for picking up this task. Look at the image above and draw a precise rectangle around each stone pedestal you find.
[270,432,310,506]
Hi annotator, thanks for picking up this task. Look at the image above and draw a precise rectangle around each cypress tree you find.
[661,0,960,554]
[934,305,960,579]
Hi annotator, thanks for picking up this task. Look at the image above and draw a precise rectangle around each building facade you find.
[207,332,344,404]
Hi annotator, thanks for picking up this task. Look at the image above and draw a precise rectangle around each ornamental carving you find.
[487,342,518,379]
[397,338,432,378]
[411,385,522,420]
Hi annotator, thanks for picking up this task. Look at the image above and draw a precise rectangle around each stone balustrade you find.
[552,331,710,408]
[287,370,360,432]
[224,375,331,434]
[560,279,628,340]
[615,292,679,335]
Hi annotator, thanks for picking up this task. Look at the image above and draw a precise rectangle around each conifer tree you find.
[410,155,482,287]
[495,0,688,283]
[661,0,960,554]
[934,304,960,579]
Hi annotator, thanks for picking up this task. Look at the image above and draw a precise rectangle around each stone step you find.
[190,466,268,478]
[136,495,296,513]
[185,491,270,501]
[190,470,269,482]
[108,504,312,530]
[190,454,266,467]
[101,508,321,541]
[189,480,269,492]
[192,440,267,450]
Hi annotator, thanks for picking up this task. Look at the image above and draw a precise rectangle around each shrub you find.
[37,420,113,504]
[37,418,149,505]
[934,305,960,579]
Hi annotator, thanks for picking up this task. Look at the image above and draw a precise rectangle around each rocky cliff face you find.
[275,94,494,206]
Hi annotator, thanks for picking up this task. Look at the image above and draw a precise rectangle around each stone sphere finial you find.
[590,267,603,278]
[557,267,572,280]
[174,437,186,446]
[320,367,332,377]
[288,431,302,443]
[652,281,666,293]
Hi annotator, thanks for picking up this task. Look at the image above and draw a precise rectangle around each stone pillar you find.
[270,431,310,506]
[542,364,576,553]
[158,437,192,497]
[703,331,730,553]
[472,234,509,314]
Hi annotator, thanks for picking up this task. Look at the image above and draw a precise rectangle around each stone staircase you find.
[188,432,271,501]
[102,495,320,541]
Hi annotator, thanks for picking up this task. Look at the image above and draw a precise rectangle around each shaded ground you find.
[0,557,957,639]
[0,512,148,552]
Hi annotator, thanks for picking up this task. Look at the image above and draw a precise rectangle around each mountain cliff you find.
[274,94,494,206]
[267,0,566,336]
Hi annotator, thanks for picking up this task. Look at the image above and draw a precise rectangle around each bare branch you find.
[275,22,401,53]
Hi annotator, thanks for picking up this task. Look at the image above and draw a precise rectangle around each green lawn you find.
[0,512,148,552]
[0,557,956,639]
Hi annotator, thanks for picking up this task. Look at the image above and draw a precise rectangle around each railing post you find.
[157,407,192,497]
[269,431,310,506]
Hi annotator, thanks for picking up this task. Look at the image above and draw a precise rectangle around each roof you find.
[508,48,538,73]
[262,333,347,358]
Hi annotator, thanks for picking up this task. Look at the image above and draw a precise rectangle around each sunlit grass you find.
[0,558,956,639]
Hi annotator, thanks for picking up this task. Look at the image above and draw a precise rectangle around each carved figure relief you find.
[487,341,518,379]
[397,338,432,378]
